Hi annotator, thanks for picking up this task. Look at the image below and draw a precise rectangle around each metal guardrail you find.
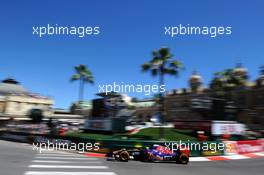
[0,131,224,157]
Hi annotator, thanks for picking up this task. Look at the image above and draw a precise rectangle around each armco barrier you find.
[0,131,224,157]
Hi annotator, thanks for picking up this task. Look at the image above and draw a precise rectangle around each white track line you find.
[253,152,264,156]
[37,153,84,157]
[24,172,116,175]
[32,160,101,164]
[34,157,97,160]
[36,151,75,155]
[222,155,250,160]
[189,157,211,161]
[29,165,108,169]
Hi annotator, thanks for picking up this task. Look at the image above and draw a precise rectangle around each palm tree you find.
[210,68,247,97]
[209,68,248,120]
[71,64,94,102]
[141,47,183,139]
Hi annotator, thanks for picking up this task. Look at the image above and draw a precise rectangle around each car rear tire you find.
[119,151,129,162]
[177,153,189,164]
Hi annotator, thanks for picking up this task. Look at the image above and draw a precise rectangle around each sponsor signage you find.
[212,122,246,135]
[224,140,264,155]
[236,140,263,154]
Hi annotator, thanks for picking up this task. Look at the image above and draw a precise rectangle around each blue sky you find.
[0,0,263,109]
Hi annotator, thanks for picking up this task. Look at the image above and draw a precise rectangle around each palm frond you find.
[142,47,183,80]
[163,68,178,75]
[70,74,81,81]
[83,75,95,84]
[169,60,183,69]
[72,64,95,84]
[142,63,152,71]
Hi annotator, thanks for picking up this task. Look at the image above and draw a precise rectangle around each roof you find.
[0,78,29,95]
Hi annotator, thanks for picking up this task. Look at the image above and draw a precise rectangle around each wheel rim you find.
[180,154,188,164]
[120,152,129,161]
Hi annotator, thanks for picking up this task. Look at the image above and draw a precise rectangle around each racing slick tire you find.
[119,151,130,162]
[176,153,189,164]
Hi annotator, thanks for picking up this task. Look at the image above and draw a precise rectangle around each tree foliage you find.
[71,64,94,102]
[210,68,247,94]
[142,47,183,78]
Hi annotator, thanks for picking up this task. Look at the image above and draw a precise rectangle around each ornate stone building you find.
[163,65,264,127]
[0,78,54,117]
[164,71,209,121]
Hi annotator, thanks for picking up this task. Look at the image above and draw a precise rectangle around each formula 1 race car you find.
[106,144,190,164]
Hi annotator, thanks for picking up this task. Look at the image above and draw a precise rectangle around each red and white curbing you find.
[82,152,264,162]
[190,152,264,161]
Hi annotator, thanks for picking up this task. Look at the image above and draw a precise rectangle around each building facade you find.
[0,78,54,117]
[131,65,264,128]
[163,66,264,127]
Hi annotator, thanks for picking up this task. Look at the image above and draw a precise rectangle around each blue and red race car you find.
[106,144,190,164]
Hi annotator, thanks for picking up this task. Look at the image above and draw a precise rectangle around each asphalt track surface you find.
[0,140,263,175]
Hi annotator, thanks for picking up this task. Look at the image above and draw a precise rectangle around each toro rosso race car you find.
[106,144,190,164]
